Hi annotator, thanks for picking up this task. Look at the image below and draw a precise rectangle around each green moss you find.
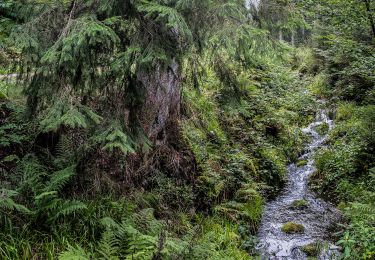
[0,90,7,100]
[315,122,329,135]
[337,201,347,210]
[296,159,308,167]
[281,222,305,234]
[301,242,320,257]
[290,199,308,209]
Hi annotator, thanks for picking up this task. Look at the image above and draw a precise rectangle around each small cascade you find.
[257,109,341,259]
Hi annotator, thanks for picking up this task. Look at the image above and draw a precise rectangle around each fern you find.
[18,155,47,194]
[96,229,120,260]
[52,200,88,221]
[0,123,27,147]
[125,233,157,259]
[34,190,58,202]
[0,189,30,214]
[42,165,76,193]
[59,245,91,260]
[348,202,375,216]
[32,190,87,225]
[57,209,191,259]
[53,135,76,168]
[0,189,30,229]
[16,156,87,227]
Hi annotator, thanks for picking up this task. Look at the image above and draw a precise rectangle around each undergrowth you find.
[0,46,318,259]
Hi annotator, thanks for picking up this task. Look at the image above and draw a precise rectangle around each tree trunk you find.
[279,29,283,41]
[291,31,295,47]
[136,60,181,144]
[302,27,305,41]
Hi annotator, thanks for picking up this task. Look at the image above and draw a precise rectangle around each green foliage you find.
[0,122,26,147]
[39,100,102,132]
[92,123,137,155]
[315,122,329,135]
[0,189,30,229]
[4,0,374,259]
[0,102,29,148]
[3,156,87,230]
[337,203,375,259]
[137,0,192,43]
[311,103,375,258]
[186,216,251,260]
[304,0,375,103]
[59,245,91,260]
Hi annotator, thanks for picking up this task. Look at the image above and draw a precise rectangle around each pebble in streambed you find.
[257,110,342,260]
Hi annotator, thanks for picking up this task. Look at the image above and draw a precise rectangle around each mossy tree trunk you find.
[136,61,181,144]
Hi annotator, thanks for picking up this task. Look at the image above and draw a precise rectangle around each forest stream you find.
[1,1,374,258]
[257,108,342,260]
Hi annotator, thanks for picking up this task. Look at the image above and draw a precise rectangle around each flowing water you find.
[257,109,342,259]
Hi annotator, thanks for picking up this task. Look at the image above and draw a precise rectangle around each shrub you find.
[315,122,329,135]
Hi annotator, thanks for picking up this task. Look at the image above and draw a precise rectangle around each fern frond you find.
[59,245,91,260]
[53,200,87,221]
[43,165,76,193]
[101,216,119,229]
[96,229,120,260]
[34,191,58,202]
[349,202,375,216]
[53,135,76,168]
[125,233,157,260]
[0,189,30,215]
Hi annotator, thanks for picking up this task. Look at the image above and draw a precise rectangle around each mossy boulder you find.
[301,242,320,257]
[315,122,329,135]
[281,222,305,234]
[289,199,308,209]
[296,159,308,167]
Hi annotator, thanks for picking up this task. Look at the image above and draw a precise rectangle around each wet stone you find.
[290,199,309,209]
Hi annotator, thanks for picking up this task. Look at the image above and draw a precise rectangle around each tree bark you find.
[279,29,283,41]
[136,61,181,144]
[291,31,295,47]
